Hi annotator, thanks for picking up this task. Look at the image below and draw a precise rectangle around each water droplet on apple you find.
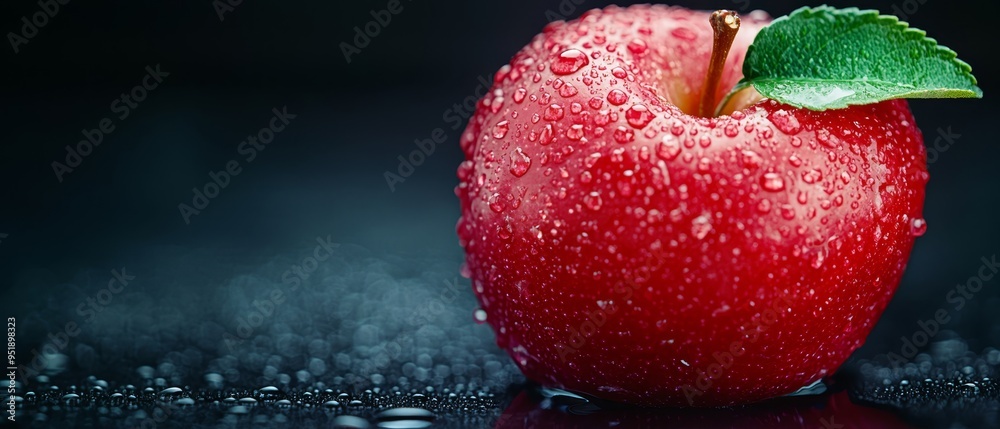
[760,173,785,192]
[492,121,509,139]
[613,126,634,143]
[544,104,565,121]
[626,38,647,54]
[780,204,796,220]
[670,27,696,41]
[611,67,627,79]
[513,87,527,103]
[593,109,611,126]
[584,192,602,210]
[770,109,802,134]
[510,148,532,177]
[567,124,584,141]
[657,136,681,160]
[812,249,826,268]
[551,49,589,75]
[559,83,579,97]
[625,104,654,128]
[910,218,927,236]
[757,198,772,213]
[741,150,762,169]
[539,124,554,145]
[723,123,739,137]
[696,157,710,172]
[488,193,504,213]
[802,169,822,184]
[691,214,712,240]
[606,89,628,106]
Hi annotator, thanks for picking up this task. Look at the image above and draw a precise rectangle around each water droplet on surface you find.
[510,148,532,177]
[551,49,590,75]
[671,27,696,40]
[910,218,927,236]
[159,387,182,396]
[741,150,762,169]
[770,109,802,134]
[488,193,504,213]
[539,124,554,145]
[513,87,527,103]
[802,169,822,184]
[657,136,681,160]
[492,121,509,139]
[611,67,627,79]
[584,192,603,210]
[613,126,635,143]
[606,89,628,106]
[473,309,487,323]
[780,204,796,220]
[760,173,785,192]
[544,104,565,121]
[567,124,584,141]
[812,249,826,268]
[691,214,712,239]
[559,83,578,97]
[626,38,648,54]
[723,123,739,137]
[625,104,654,128]
[757,199,772,213]
[332,415,369,428]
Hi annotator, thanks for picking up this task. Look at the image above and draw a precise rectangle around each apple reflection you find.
[494,387,912,429]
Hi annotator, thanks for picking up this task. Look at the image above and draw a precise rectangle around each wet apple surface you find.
[457,5,931,406]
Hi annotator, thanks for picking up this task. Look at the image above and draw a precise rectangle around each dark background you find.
[1,0,997,398]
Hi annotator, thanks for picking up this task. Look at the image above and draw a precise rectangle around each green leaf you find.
[728,6,982,111]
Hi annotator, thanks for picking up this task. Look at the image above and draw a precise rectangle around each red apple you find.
[456,4,926,406]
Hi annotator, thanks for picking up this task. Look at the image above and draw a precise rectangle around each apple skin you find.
[456,5,927,407]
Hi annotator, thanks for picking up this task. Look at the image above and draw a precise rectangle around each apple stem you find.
[698,10,741,118]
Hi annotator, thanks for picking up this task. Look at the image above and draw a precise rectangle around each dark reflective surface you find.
[495,387,914,429]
